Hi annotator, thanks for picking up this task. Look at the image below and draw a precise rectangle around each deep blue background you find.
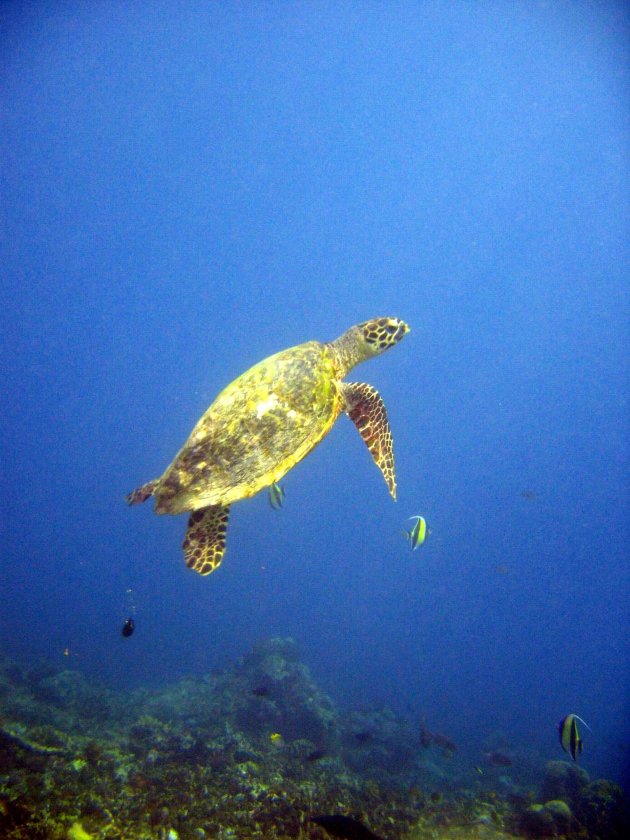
[2,1,628,787]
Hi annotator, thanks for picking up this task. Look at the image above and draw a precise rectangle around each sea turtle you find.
[126,316,409,576]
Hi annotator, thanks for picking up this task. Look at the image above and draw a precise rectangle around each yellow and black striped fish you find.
[404,515,427,550]
[558,713,590,761]
[268,481,285,510]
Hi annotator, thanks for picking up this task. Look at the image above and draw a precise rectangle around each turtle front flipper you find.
[126,479,159,506]
[341,382,397,500]
[183,505,230,575]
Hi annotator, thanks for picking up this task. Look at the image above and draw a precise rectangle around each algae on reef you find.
[0,638,628,839]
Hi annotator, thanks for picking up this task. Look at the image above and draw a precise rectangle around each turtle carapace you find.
[127,317,410,575]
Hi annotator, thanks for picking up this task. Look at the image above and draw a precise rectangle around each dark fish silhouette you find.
[483,750,513,766]
[311,814,385,840]
[121,617,135,637]
[419,721,457,756]
[520,489,537,501]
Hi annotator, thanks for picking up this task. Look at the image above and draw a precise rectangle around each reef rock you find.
[518,800,573,837]
[231,637,338,747]
[540,759,589,803]
[573,778,629,839]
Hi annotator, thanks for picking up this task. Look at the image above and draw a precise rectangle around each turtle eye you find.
[361,317,410,351]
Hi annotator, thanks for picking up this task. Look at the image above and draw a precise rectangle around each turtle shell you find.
[153,340,343,514]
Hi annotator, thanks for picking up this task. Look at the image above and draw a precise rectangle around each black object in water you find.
[311,814,385,840]
[121,617,135,637]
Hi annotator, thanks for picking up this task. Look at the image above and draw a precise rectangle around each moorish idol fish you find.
[558,713,591,761]
[268,481,285,510]
[404,515,427,550]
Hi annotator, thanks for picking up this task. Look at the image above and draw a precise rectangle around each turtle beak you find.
[395,319,410,341]
[380,317,410,349]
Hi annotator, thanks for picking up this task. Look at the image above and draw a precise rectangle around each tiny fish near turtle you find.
[268,481,285,510]
[121,618,135,637]
[126,318,410,576]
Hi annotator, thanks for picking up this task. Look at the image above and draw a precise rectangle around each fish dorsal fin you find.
[341,382,396,499]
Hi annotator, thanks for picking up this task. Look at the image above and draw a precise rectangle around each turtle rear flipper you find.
[342,382,397,500]
[183,505,230,575]
[126,479,159,506]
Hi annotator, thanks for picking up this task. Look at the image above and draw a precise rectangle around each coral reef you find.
[517,800,572,837]
[573,778,628,839]
[510,760,629,839]
[540,759,589,803]
[0,638,627,839]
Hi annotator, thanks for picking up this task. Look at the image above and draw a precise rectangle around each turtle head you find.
[329,317,410,377]
[357,317,410,356]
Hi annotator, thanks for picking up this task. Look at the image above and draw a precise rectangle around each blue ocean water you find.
[1,0,628,795]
